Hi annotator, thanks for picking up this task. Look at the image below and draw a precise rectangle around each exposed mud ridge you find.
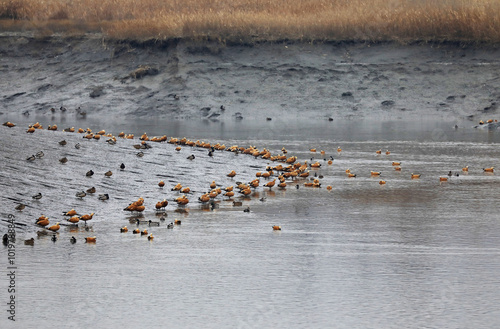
[1,33,500,122]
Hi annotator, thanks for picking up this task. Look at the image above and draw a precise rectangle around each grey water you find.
[1,116,500,328]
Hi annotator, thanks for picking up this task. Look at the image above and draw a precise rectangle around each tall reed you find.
[1,0,499,43]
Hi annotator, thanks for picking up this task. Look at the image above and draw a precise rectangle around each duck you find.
[36,218,50,227]
[210,181,217,189]
[86,187,96,194]
[47,222,61,232]
[26,155,36,162]
[26,126,36,133]
[63,209,77,216]
[132,228,140,234]
[158,180,165,188]
[439,177,448,182]
[15,204,26,211]
[462,166,469,172]
[35,151,44,158]
[136,151,144,157]
[337,147,342,152]
[175,195,189,205]
[98,193,109,201]
[227,170,237,178]
[483,167,494,173]
[32,192,42,200]
[379,180,386,185]
[3,121,16,128]
[80,213,94,224]
[120,163,125,170]
[174,219,181,225]
[76,191,86,199]
[167,223,174,229]
[199,194,210,203]
[172,183,182,191]
[24,238,35,246]
[148,234,154,241]
[392,161,401,166]
[135,219,148,225]
[394,166,402,171]
[181,187,191,194]
[411,173,421,179]
[51,235,57,242]
[243,207,250,213]
[272,225,281,231]
[326,185,332,190]
[370,171,381,176]
[120,226,128,233]
[67,216,80,224]
[348,173,356,178]
[59,140,67,146]
[187,154,195,160]
[376,149,382,154]
[86,170,94,177]
[104,170,113,177]
[385,150,391,155]
[59,157,68,164]
[264,179,276,189]
[85,236,97,243]
[140,230,148,236]
[70,236,77,244]
[148,220,160,227]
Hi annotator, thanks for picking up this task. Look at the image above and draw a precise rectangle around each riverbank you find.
[1,34,499,125]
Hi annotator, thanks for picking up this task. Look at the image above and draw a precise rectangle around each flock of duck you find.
[2,118,497,246]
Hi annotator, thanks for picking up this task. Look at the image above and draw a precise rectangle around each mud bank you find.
[0,34,499,123]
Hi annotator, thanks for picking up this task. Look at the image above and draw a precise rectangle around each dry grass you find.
[1,0,499,43]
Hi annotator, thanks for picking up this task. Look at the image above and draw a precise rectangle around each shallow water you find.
[1,117,500,328]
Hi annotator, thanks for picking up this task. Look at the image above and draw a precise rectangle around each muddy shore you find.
[0,33,499,124]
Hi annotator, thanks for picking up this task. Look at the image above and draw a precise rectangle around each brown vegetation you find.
[1,0,499,43]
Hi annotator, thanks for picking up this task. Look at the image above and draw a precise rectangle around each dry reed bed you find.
[1,0,499,43]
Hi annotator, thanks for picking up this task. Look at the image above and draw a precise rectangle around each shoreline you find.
[1,34,499,124]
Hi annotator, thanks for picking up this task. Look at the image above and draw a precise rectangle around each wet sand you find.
[0,33,499,123]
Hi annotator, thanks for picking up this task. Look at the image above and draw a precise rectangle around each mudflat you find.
[1,33,499,123]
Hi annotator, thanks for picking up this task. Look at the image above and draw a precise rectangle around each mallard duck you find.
[24,238,35,246]
[15,204,26,211]
[98,193,109,201]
